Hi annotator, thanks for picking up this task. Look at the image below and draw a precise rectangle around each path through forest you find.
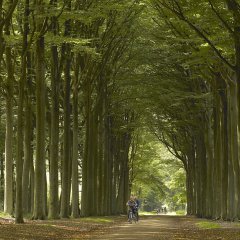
[91,215,240,240]
[0,215,240,239]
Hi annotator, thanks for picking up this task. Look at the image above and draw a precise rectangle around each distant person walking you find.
[163,207,167,214]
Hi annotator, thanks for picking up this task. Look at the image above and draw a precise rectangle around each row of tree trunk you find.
[0,0,139,223]
[185,73,240,220]
[153,0,240,221]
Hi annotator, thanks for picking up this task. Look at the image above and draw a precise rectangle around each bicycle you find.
[128,209,137,224]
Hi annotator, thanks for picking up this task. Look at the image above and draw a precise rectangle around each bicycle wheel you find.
[133,213,137,223]
[129,211,136,224]
[128,211,133,223]
[135,211,139,222]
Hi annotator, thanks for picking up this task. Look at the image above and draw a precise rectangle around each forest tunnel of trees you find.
[0,0,240,223]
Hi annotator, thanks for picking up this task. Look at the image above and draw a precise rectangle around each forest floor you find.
[0,215,124,239]
[0,214,240,239]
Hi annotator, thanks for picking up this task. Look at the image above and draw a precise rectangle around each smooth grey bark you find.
[228,81,240,220]
[48,45,60,219]
[15,0,29,223]
[48,0,60,220]
[71,57,80,218]
[213,89,222,219]
[81,73,91,217]
[205,113,213,218]
[97,115,104,216]
[227,83,235,220]
[188,141,196,216]
[15,44,25,224]
[220,87,228,220]
[30,162,34,214]
[33,35,46,220]
[22,0,32,215]
[81,117,89,217]
[22,97,32,214]
[4,29,14,215]
[60,0,72,217]
[60,44,71,218]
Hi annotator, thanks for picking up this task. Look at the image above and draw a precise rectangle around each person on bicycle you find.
[126,195,137,222]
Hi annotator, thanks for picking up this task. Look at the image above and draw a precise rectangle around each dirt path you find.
[90,215,240,240]
[0,215,240,239]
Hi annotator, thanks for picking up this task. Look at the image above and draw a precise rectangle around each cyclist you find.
[126,195,137,222]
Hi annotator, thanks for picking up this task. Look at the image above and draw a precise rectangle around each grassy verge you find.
[196,221,221,229]
[0,212,12,218]
[176,210,186,215]
[139,211,156,216]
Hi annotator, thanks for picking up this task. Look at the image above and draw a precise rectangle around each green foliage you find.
[45,34,91,46]
[165,168,186,211]
[3,35,22,47]
[131,130,186,212]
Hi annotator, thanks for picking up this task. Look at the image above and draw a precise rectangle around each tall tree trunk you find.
[90,109,98,216]
[60,44,71,218]
[226,1,240,219]
[191,139,196,215]
[103,115,110,215]
[220,87,228,220]
[81,72,91,217]
[48,0,60,220]
[22,97,32,214]
[186,140,196,216]
[213,89,222,219]
[185,168,191,215]
[123,133,131,212]
[71,56,80,217]
[97,120,104,216]
[60,0,72,217]
[112,137,118,215]
[49,47,60,219]
[15,0,29,223]
[228,81,240,220]
[4,23,14,215]
[15,41,25,224]
[30,161,34,214]
[81,102,89,216]
[33,34,46,220]
[21,0,32,216]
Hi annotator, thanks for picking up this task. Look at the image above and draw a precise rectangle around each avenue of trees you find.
[0,0,240,224]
